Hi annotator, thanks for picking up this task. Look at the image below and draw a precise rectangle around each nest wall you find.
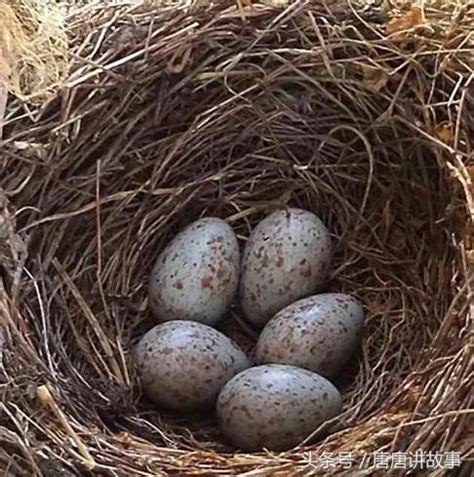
[0,1,472,475]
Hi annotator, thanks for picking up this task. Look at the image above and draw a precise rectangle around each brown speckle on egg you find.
[173,280,183,290]
[201,276,213,289]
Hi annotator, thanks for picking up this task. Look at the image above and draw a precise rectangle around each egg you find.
[149,217,239,325]
[240,208,331,327]
[134,321,250,412]
[217,364,342,451]
[256,293,364,377]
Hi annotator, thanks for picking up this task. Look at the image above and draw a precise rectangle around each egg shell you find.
[135,321,250,412]
[256,293,364,378]
[149,217,239,325]
[240,208,331,327]
[217,364,342,451]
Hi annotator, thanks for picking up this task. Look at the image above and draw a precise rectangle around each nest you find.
[1,1,473,475]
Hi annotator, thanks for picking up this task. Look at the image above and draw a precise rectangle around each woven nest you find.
[1,1,473,475]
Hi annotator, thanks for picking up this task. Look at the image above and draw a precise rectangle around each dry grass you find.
[0,0,473,475]
[0,0,69,103]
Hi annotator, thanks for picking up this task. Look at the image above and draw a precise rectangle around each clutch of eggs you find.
[137,210,355,451]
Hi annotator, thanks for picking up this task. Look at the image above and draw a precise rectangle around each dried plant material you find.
[0,190,27,279]
[0,45,8,138]
[362,64,389,92]
[391,0,412,8]
[262,0,291,7]
[435,122,453,144]
[0,49,10,78]
[0,77,6,139]
[167,47,193,74]
[37,385,96,471]
[467,249,474,267]
[0,1,471,475]
[467,164,474,182]
[0,0,69,102]
[0,325,4,365]
[386,6,425,34]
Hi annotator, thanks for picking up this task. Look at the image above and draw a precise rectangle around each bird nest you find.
[1,1,473,475]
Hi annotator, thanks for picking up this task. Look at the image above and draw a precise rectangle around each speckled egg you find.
[149,217,239,325]
[240,208,331,327]
[134,321,250,412]
[217,364,342,451]
[256,294,364,377]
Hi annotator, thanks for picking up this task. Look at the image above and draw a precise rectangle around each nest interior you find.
[1,1,472,475]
